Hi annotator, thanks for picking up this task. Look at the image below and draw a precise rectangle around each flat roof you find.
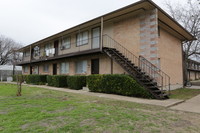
[18,0,195,51]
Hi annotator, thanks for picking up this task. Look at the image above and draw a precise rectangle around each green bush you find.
[24,75,47,85]
[87,74,153,99]
[67,75,86,90]
[47,75,68,87]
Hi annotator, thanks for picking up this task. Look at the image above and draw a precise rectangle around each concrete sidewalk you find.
[5,82,183,108]
[170,94,200,113]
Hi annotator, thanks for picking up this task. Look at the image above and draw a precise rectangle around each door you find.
[54,40,59,56]
[92,27,100,49]
[91,59,99,74]
[30,66,32,74]
[53,64,57,75]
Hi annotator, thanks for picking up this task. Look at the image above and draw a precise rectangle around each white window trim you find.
[60,62,69,74]
[76,31,89,46]
[76,60,87,74]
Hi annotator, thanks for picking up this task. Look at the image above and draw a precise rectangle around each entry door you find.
[53,64,57,75]
[91,59,99,74]
[30,66,32,74]
[92,27,100,49]
[54,40,59,56]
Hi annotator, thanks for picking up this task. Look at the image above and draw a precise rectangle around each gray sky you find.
[0,0,184,45]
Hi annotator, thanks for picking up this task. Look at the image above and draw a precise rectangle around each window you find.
[76,31,88,46]
[60,62,69,74]
[24,66,28,73]
[23,51,30,57]
[33,46,40,57]
[61,36,71,49]
[43,64,49,72]
[76,60,87,74]
[33,66,39,74]
[45,43,51,51]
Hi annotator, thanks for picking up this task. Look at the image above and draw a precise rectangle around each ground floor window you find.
[43,64,49,72]
[24,66,28,73]
[32,66,39,74]
[60,62,69,74]
[76,60,87,74]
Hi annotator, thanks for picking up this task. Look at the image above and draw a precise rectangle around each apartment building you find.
[17,0,195,97]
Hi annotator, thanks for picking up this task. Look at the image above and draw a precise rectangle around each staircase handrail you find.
[102,34,170,93]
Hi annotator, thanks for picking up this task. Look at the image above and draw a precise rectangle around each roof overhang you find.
[18,0,195,52]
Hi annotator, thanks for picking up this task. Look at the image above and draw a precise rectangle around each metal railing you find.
[102,34,170,94]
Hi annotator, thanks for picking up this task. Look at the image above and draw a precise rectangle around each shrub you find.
[47,75,68,87]
[87,74,153,99]
[24,75,47,85]
[67,75,86,90]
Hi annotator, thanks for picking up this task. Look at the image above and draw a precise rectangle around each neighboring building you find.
[17,0,195,99]
[0,65,22,81]
[187,59,200,81]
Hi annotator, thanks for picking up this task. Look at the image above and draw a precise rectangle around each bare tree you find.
[165,0,200,60]
[0,35,22,65]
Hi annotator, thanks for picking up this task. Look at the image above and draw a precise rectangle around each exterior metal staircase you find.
[102,35,170,99]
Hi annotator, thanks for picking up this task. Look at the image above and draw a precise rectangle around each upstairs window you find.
[60,62,69,74]
[76,31,88,46]
[76,60,87,74]
[33,46,40,57]
[23,51,30,57]
[61,36,71,50]
[45,43,51,51]
[43,64,49,72]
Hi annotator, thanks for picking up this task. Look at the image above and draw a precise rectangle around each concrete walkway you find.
[3,82,184,108]
[170,94,200,113]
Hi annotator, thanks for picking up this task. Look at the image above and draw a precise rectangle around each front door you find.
[53,64,57,75]
[91,59,99,74]
[54,40,59,56]
[30,66,32,74]
[92,27,100,49]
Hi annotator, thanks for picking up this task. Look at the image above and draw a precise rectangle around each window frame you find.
[75,60,87,74]
[24,66,28,73]
[76,31,89,47]
[43,64,49,73]
[60,62,69,74]
[61,36,71,50]
[33,46,40,57]
[23,51,30,57]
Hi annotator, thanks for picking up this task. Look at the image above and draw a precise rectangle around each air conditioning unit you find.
[60,46,65,50]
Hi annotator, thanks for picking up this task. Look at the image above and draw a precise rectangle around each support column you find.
[100,17,104,51]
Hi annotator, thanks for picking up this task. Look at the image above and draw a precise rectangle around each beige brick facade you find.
[19,0,195,89]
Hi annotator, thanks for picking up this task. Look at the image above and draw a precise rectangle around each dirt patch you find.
[21,116,69,131]
[0,111,7,114]
[42,106,75,114]
[80,118,97,127]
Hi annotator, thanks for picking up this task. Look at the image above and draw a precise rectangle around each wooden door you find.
[91,59,99,74]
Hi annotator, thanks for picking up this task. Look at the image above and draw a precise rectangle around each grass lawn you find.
[169,88,200,100]
[1,83,200,133]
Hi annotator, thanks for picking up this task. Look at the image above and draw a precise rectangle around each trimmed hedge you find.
[47,75,68,87]
[24,75,47,85]
[87,74,153,98]
[67,75,86,90]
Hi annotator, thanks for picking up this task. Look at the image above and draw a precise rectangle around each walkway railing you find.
[102,34,170,94]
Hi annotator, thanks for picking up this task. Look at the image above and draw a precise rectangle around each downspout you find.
[100,17,104,52]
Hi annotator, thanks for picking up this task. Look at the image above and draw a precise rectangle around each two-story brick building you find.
[17,0,195,98]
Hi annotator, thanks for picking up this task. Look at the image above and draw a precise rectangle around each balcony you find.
[16,36,102,65]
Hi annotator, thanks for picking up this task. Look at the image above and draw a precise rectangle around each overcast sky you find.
[0,0,185,45]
